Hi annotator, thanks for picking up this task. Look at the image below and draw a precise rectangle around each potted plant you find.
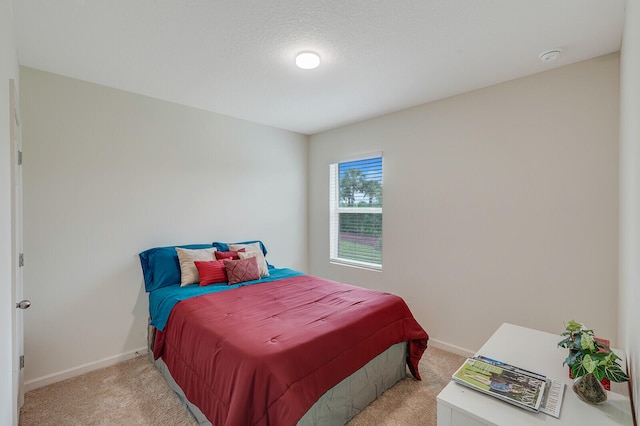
[558,320,629,404]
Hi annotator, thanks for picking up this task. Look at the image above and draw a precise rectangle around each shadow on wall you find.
[125,259,151,353]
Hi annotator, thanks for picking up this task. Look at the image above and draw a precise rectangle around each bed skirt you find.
[151,341,407,425]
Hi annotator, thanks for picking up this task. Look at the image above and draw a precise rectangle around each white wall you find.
[620,0,640,419]
[309,54,620,355]
[1,0,20,424]
[19,67,308,388]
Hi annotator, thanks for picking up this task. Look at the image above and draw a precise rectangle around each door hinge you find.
[18,150,22,165]
[19,253,24,267]
[20,355,24,369]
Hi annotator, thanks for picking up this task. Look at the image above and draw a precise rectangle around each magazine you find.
[539,376,565,418]
[472,356,565,418]
[452,357,547,413]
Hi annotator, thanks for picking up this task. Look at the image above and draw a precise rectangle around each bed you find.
[140,241,429,425]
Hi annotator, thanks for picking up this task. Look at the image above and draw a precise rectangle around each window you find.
[329,155,383,270]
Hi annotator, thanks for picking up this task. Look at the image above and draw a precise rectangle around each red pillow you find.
[214,248,245,260]
[224,257,260,285]
[194,259,228,286]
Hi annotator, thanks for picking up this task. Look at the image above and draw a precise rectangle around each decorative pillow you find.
[238,250,270,277]
[224,257,260,285]
[213,240,268,257]
[176,247,217,286]
[228,242,262,254]
[194,259,228,286]
[214,248,245,260]
[139,244,214,292]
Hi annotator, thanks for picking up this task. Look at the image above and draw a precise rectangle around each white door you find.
[10,78,27,420]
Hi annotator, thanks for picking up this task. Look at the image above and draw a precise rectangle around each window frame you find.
[329,153,383,271]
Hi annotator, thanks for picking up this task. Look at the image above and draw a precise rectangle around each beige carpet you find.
[19,347,465,426]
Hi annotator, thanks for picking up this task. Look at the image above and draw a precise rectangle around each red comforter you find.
[154,274,428,425]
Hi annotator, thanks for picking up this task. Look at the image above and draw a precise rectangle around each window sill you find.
[330,258,382,272]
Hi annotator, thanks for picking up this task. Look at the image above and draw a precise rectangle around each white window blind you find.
[329,155,382,270]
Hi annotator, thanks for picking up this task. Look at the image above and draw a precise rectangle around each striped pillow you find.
[194,259,228,286]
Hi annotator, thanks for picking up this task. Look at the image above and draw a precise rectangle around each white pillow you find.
[175,247,217,286]
[228,242,262,254]
[238,251,269,277]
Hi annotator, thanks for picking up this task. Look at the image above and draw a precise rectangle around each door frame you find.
[10,78,25,421]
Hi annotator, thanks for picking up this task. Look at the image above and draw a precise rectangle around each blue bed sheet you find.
[149,267,304,330]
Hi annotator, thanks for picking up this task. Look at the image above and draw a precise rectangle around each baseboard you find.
[24,346,148,392]
[428,338,475,358]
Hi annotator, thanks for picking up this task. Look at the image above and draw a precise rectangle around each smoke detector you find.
[539,49,562,63]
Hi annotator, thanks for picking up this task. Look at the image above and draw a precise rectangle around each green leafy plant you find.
[558,320,629,383]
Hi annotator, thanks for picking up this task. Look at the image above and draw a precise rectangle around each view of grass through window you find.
[336,157,382,266]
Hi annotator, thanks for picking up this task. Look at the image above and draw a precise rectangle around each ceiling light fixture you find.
[295,52,320,70]
[539,49,562,63]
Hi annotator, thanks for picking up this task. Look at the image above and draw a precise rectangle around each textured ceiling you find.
[13,1,625,135]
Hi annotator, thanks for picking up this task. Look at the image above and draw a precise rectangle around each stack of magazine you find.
[452,355,565,418]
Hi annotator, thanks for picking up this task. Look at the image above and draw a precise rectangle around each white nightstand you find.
[436,323,633,425]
